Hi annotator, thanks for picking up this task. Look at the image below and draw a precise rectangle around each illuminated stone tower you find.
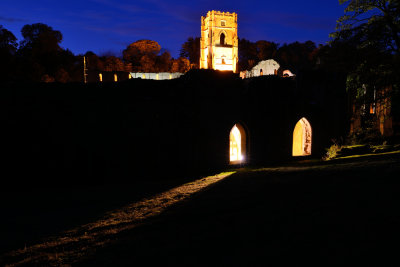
[200,10,238,72]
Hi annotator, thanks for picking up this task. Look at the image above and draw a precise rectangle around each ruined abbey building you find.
[1,69,347,187]
[0,10,350,188]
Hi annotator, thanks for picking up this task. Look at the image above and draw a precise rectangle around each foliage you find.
[155,51,172,72]
[275,41,318,71]
[332,0,399,54]
[179,37,200,69]
[0,25,18,81]
[102,56,125,72]
[255,40,278,61]
[347,121,385,145]
[323,140,342,160]
[20,23,62,52]
[16,23,82,82]
[0,25,17,53]
[238,38,318,72]
[170,57,190,73]
[238,38,258,71]
[123,40,161,71]
[331,0,400,85]
[329,0,400,137]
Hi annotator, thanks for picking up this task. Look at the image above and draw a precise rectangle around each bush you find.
[323,139,342,160]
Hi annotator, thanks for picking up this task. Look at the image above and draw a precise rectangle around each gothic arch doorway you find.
[230,123,247,164]
[220,33,226,45]
[292,117,312,156]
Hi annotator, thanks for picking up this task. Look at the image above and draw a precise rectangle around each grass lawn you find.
[2,152,400,266]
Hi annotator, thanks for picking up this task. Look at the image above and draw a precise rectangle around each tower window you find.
[220,33,226,45]
[221,20,226,26]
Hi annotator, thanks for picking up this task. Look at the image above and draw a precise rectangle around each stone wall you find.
[241,59,280,78]
[0,69,347,187]
[130,72,183,80]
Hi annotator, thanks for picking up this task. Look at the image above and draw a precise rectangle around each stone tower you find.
[200,10,238,73]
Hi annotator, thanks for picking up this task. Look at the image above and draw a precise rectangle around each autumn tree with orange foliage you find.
[123,40,161,72]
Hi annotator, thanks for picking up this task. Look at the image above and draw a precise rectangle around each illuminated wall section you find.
[292,118,312,156]
[230,123,246,163]
[200,10,238,72]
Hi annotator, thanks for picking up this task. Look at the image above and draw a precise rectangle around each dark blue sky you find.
[0,0,345,58]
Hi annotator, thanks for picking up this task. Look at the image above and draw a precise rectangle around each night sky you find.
[0,0,345,58]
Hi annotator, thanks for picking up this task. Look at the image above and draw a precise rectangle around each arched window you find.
[260,69,263,76]
[230,123,247,163]
[220,33,226,45]
[292,117,312,156]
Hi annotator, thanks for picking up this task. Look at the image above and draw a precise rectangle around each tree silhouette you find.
[179,37,200,69]
[276,41,317,72]
[238,38,317,73]
[332,0,400,54]
[329,0,400,138]
[255,40,278,61]
[103,56,125,72]
[238,38,258,71]
[18,23,64,82]
[0,25,18,81]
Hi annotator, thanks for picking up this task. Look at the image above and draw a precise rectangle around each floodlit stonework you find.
[240,59,280,78]
[129,72,183,80]
[200,10,238,72]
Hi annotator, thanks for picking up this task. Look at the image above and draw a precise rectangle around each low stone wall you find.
[130,72,183,80]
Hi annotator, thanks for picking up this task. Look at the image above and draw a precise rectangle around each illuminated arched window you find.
[221,56,226,65]
[292,117,312,156]
[220,33,226,45]
[99,73,103,82]
[114,74,118,82]
[230,123,247,164]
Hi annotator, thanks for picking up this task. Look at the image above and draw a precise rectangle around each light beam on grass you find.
[1,171,235,266]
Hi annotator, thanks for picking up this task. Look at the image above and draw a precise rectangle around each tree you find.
[332,0,400,55]
[255,40,278,61]
[123,40,161,71]
[330,0,400,139]
[85,51,104,72]
[238,38,258,71]
[20,23,62,53]
[138,54,156,73]
[0,25,17,53]
[18,23,64,82]
[156,51,172,72]
[276,41,317,72]
[179,37,200,68]
[103,56,125,72]
[171,57,190,73]
[0,25,18,81]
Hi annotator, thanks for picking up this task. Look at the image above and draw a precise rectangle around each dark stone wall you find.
[0,69,347,187]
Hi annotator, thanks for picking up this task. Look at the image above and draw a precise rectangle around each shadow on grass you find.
[74,155,400,266]
[0,172,236,266]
